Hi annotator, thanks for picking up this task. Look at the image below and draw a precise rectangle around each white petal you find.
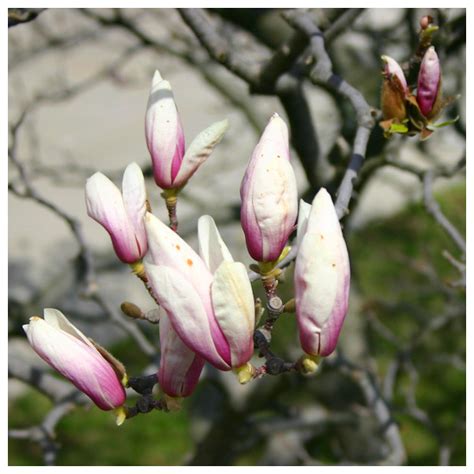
[211,261,255,368]
[159,312,203,397]
[198,215,233,273]
[306,188,338,234]
[251,155,298,259]
[43,308,96,350]
[172,119,229,188]
[296,199,312,249]
[144,212,213,294]
[145,262,229,370]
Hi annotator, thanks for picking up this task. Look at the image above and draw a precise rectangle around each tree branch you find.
[179,8,260,85]
[423,170,466,255]
[8,8,46,28]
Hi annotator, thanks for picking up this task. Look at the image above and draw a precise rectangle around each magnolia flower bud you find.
[23,309,126,410]
[158,310,204,398]
[240,113,298,263]
[417,46,441,119]
[144,213,255,371]
[145,70,228,191]
[294,189,350,357]
[381,55,408,122]
[420,15,433,30]
[85,162,147,263]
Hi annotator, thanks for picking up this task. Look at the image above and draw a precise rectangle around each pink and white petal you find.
[145,71,185,188]
[198,215,233,273]
[85,172,140,263]
[172,119,229,189]
[145,213,231,363]
[239,113,297,262]
[145,262,230,370]
[211,261,255,368]
[122,162,148,257]
[158,311,205,397]
[240,181,264,260]
[295,188,350,356]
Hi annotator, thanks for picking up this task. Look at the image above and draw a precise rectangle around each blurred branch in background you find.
[8,8,46,28]
[8,7,465,466]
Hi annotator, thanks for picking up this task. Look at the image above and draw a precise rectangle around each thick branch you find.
[282,10,376,218]
[276,73,321,188]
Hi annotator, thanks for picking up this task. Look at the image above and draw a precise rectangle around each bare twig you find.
[179,9,260,84]
[330,354,407,465]
[423,170,466,255]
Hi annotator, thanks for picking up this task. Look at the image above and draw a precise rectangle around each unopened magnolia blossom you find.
[85,162,147,264]
[23,309,126,411]
[294,189,350,358]
[417,46,441,119]
[144,213,255,374]
[240,113,298,263]
[145,70,229,191]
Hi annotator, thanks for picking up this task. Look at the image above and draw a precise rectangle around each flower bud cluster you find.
[24,69,352,420]
[380,23,457,140]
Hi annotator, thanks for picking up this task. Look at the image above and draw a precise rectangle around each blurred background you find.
[8,8,465,466]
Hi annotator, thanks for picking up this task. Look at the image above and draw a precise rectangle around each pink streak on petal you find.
[170,121,185,183]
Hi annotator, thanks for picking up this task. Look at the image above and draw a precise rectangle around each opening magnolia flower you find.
[145,70,229,191]
[85,162,148,264]
[23,309,127,411]
[143,212,255,372]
